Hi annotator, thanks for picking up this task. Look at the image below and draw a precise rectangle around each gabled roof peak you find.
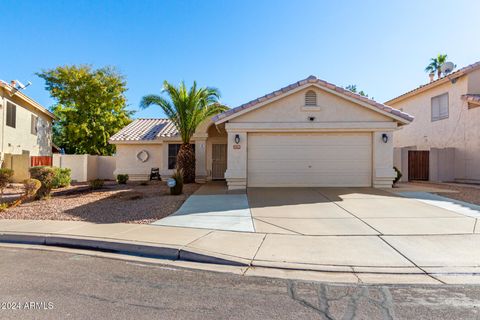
[212,76,413,123]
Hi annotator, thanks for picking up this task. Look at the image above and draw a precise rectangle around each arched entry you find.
[193,119,227,183]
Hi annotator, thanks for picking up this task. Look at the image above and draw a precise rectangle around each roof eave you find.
[386,61,480,105]
[214,81,413,125]
[0,82,56,120]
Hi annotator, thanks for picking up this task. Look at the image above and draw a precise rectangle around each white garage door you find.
[247,132,372,187]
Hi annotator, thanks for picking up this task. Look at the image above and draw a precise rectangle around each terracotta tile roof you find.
[212,76,413,123]
[461,94,480,103]
[386,61,480,104]
[109,118,178,142]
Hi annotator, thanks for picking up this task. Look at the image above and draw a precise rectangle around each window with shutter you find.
[6,102,16,128]
[431,93,449,121]
[168,144,195,169]
[305,90,317,106]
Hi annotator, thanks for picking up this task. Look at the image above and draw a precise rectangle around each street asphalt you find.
[1,247,479,319]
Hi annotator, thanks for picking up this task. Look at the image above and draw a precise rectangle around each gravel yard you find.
[0,181,200,224]
[410,181,480,206]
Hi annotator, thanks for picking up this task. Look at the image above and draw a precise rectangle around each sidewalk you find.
[1,219,480,285]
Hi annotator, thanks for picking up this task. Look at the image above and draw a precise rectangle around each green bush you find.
[29,167,54,197]
[393,166,403,185]
[52,167,72,189]
[116,174,129,184]
[89,179,104,190]
[170,169,184,195]
[29,166,56,199]
[0,168,14,196]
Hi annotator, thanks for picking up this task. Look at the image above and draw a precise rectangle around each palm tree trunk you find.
[176,143,195,183]
[437,69,442,79]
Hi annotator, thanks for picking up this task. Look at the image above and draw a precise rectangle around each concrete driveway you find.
[249,187,477,236]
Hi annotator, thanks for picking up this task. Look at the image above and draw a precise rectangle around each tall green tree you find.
[37,65,133,155]
[425,54,448,79]
[140,81,228,183]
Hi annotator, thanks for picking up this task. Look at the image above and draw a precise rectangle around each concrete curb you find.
[0,232,249,266]
[1,231,480,286]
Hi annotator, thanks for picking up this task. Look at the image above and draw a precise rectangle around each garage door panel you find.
[250,133,370,144]
[247,133,372,187]
[249,160,371,173]
[249,147,371,161]
[249,173,371,187]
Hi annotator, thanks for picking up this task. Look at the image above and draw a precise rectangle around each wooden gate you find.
[31,156,52,167]
[408,151,429,181]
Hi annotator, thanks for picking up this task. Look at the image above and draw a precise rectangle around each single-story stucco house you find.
[110,76,413,190]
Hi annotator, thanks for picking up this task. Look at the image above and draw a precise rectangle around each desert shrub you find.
[0,168,14,196]
[113,190,144,200]
[393,166,403,185]
[52,167,72,189]
[89,179,104,190]
[24,178,42,199]
[169,169,184,195]
[29,166,56,199]
[6,178,42,209]
[116,174,129,184]
[0,202,8,212]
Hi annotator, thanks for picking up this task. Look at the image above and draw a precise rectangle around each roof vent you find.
[305,90,317,106]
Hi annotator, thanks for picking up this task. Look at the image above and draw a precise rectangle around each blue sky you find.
[2,0,479,118]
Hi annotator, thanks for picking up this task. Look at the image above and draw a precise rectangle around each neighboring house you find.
[386,61,480,183]
[110,76,412,189]
[0,80,55,181]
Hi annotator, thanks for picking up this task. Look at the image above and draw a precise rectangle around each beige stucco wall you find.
[391,70,480,181]
[232,87,392,123]
[53,154,89,182]
[53,154,116,182]
[221,85,400,189]
[96,156,116,180]
[114,144,164,181]
[0,89,53,159]
[3,152,30,182]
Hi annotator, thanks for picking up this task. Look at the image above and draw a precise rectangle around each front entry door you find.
[212,144,227,180]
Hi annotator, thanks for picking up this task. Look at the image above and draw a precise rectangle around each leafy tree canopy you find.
[37,65,133,155]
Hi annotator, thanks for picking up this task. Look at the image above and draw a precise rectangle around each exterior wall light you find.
[382,133,389,143]
[234,134,240,144]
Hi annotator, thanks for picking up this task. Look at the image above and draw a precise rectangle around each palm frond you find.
[141,81,229,143]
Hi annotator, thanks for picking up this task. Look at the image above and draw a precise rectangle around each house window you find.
[31,115,38,135]
[431,93,449,121]
[305,90,317,106]
[168,144,195,169]
[6,102,16,128]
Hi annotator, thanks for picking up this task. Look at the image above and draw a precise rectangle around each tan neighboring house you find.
[0,80,55,181]
[387,61,480,183]
[110,76,412,189]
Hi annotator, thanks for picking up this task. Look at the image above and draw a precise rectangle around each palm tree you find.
[425,54,448,79]
[140,81,228,183]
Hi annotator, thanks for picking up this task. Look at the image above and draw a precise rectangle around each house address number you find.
[233,145,241,149]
